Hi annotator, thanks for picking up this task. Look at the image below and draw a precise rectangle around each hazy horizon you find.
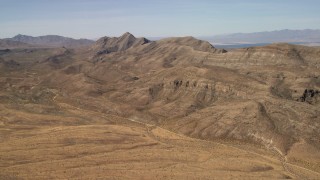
[1,0,320,39]
[2,28,319,41]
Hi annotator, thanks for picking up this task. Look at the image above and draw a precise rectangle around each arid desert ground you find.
[0,33,320,179]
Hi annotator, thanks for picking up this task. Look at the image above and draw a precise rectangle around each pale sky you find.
[1,0,320,39]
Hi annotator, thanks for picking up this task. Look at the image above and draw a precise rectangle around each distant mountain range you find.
[2,29,320,50]
[199,29,320,47]
[4,34,94,48]
[0,39,35,49]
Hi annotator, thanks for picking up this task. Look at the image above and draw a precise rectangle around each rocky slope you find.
[158,36,226,53]
[91,32,150,55]
[85,37,320,174]
[205,43,320,67]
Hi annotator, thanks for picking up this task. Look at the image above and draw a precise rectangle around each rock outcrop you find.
[91,32,150,55]
[299,89,320,104]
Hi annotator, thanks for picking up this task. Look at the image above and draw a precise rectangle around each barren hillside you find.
[0,33,319,179]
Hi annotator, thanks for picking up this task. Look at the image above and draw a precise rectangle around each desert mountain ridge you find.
[4,29,320,49]
[5,34,94,48]
[0,39,35,49]
[0,32,320,179]
[91,32,150,55]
